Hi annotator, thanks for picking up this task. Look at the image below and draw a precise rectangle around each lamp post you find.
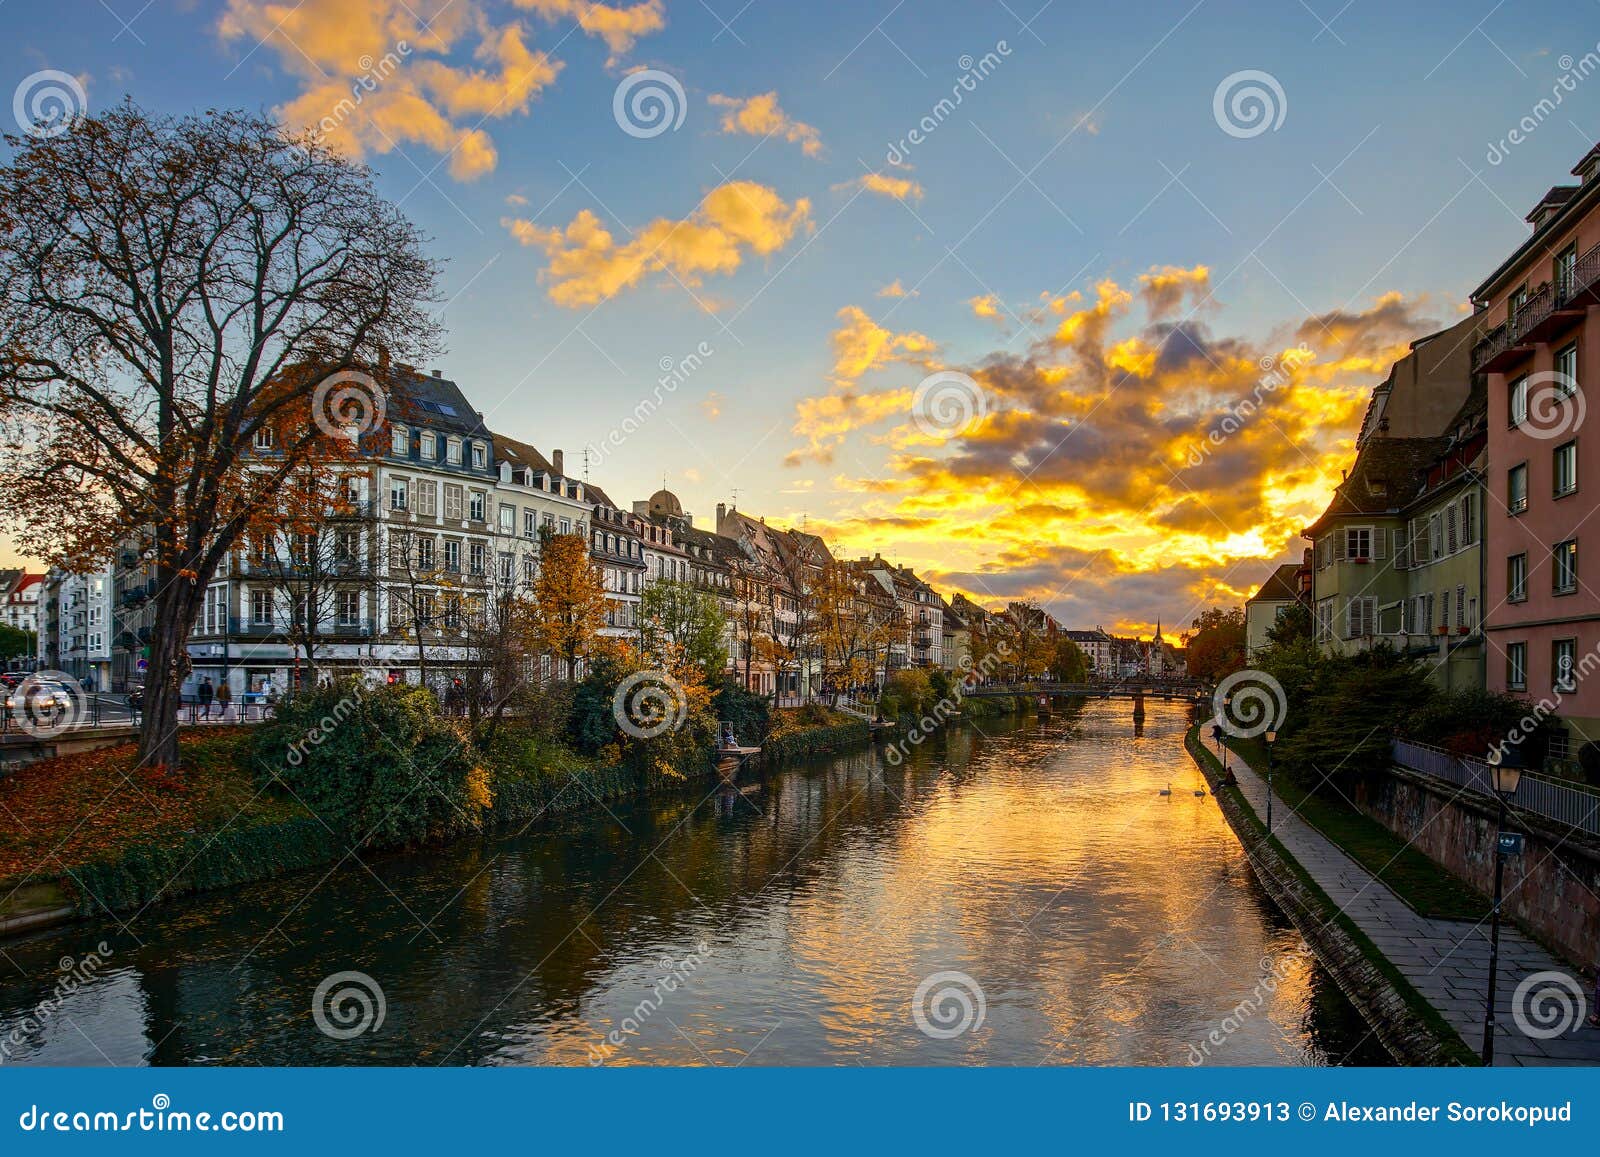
[1481,742,1523,1066]
[1265,729,1277,832]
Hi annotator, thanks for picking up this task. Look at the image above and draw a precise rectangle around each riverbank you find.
[1184,725,1479,1066]
[0,708,881,942]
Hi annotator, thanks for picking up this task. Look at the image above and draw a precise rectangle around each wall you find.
[1354,764,1600,965]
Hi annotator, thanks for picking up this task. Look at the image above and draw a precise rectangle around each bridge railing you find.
[1390,737,1600,837]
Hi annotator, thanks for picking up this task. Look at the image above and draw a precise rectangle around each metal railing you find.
[1390,737,1600,837]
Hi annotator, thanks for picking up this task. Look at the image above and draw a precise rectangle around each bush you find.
[1408,688,1551,763]
[714,678,771,740]
[249,679,486,849]
[880,668,933,720]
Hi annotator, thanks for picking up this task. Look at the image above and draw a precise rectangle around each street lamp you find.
[1265,729,1278,832]
[1481,742,1524,1066]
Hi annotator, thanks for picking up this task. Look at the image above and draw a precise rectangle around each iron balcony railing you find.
[1390,737,1600,837]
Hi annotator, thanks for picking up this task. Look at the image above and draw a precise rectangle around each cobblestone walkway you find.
[1223,749,1598,1065]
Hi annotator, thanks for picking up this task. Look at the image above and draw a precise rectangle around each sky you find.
[3,0,1598,636]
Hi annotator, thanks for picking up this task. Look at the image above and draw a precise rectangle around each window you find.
[1459,493,1476,545]
[1455,585,1466,629]
[390,478,408,511]
[338,591,360,626]
[1549,728,1572,760]
[523,555,536,584]
[499,552,513,584]
[1508,463,1528,513]
[524,511,537,538]
[416,480,437,517]
[253,426,275,451]
[1345,596,1375,638]
[1554,638,1577,692]
[444,484,463,521]
[1554,440,1577,496]
[1556,342,1579,394]
[334,530,357,562]
[1554,539,1578,594]
[415,537,435,570]
[1446,506,1457,553]
[444,540,460,572]
[251,589,272,625]
[469,542,485,576]
[1506,642,1527,691]
[1428,514,1442,559]
[420,433,436,461]
[391,425,408,456]
[1556,244,1577,299]
[560,518,572,536]
[446,438,462,465]
[471,442,486,469]
[498,503,515,533]
[1507,553,1527,602]
[1509,375,1528,427]
[1345,526,1372,560]
[345,476,363,507]
[469,492,486,522]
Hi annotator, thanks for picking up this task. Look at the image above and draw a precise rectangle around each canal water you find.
[0,701,1389,1066]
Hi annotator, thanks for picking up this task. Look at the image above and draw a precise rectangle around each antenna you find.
[581,447,591,483]
[730,487,740,510]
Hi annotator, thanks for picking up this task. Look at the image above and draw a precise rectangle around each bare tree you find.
[0,103,439,767]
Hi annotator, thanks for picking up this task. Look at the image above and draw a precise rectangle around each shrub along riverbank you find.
[0,680,876,929]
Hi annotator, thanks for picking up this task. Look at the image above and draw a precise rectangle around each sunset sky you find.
[5,0,1597,634]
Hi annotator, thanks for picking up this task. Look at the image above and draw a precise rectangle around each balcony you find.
[1474,248,1600,373]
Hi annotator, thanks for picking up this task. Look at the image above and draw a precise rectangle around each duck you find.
[1158,783,1172,796]
[1193,787,1207,797]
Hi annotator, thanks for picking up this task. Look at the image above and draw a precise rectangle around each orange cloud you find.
[828,305,936,385]
[849,172,924,201]
[877,280,914,298]
[969,294,1003,322]
[708,91,821,156]
[511,0,664,56]
[503,181,813,307]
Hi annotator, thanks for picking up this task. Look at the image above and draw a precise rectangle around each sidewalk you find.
[1224,748,1599,1065]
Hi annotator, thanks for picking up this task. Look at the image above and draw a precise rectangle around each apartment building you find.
[1243,567,1302,658]
[1476,143,1600,762]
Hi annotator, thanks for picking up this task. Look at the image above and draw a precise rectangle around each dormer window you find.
[253,426,275,451]
[391,425,408,456]
[446,438,462,465]
[471,442,486,469]
[420,433,436,461]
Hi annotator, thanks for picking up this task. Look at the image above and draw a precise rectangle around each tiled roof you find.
[1305,436,1446,534]
[1248,563,1302,605]
[490,431,557,476]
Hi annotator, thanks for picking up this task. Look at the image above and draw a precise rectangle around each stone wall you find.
[1354,766,1600,967]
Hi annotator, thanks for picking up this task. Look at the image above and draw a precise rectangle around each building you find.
[39,565,113,690]
[587,484,646,645]
[1244,565,1305,658]
[1063,628,1116,675]
[1475,141,1600,766]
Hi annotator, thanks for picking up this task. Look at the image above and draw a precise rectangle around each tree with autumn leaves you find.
[530,532,609,680]
[0,102,439,769]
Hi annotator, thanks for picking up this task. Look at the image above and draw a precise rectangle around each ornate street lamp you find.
[1265,729,1278,832]
[1481,742,1524,1066]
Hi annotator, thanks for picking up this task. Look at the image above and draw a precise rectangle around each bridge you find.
[963,680,1212,703]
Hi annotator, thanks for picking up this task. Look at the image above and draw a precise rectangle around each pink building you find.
[1475,143,1600,768]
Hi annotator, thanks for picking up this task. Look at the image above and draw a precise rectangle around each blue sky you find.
[5,0,1598,630]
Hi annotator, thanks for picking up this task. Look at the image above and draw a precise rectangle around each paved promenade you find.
[1224,747,1598,1065]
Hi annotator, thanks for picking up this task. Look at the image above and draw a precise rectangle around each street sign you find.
[136,659,148,671]
[1497,831,1525,857]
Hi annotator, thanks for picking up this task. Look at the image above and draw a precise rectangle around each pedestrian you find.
[197,676,214,719]
[216,679,232,721]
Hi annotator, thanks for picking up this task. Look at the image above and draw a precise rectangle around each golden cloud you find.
[708,91,822,156]
[848,172,924,201]
[969,294,1003,321]
[503,181,813,307]
[877,280,914,298]
[511,0,665,56]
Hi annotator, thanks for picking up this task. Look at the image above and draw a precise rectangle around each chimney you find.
[552,449,564,476]
[716,502,726,529]
[431,368,442,378]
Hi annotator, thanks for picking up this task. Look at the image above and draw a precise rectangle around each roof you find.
[1247,563,1302,606]
[646,488,683,517]
[387,367,488,438]
[584,481,620,509]
[1304,436,1448,535]
[491,431,557,476]
[1471,143,1600,301]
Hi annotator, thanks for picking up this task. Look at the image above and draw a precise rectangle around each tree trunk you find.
[139,581,200,769]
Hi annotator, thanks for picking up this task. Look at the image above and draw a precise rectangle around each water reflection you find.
[0,701,1388,1066]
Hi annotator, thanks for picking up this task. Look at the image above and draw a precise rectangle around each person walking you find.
[197,676,214,720]
[216,679,233,722]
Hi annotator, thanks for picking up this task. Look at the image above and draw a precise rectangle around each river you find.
[0,700,1389,1066]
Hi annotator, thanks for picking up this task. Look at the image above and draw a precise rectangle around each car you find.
[4,678,77,722]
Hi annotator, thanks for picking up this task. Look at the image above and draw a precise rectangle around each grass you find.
[1216,734,1489,921]
[1187,728,1481,1067]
